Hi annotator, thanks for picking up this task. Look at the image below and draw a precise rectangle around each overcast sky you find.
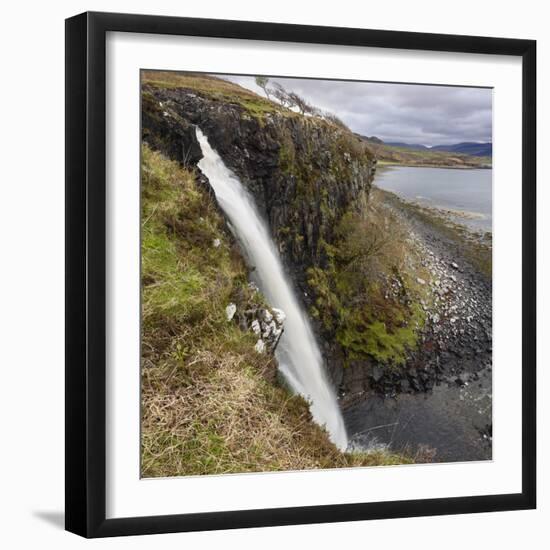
[220,74,492,146]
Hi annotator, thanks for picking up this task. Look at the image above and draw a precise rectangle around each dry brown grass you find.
[141,70,281,118]
[140,145,412,477]
[141,70,257,98]
[142,344,411,477]
[143,350,334,476]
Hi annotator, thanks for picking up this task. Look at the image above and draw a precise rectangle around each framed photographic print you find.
[65,11,536,538]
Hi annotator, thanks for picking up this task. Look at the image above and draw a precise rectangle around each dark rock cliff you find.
[142,83,377,391]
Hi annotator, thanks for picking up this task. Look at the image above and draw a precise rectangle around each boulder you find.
[225,303,237,321]
[254,339,266,354]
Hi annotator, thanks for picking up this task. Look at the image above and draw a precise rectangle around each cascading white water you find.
[196,128,348,451]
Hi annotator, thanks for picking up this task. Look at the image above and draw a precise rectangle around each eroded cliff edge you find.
[142,74,380,391]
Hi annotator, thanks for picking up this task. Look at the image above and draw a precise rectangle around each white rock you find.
[416,277,426,285]
[212,238,221,248]
[451,262,459,269]
[263,309,273,323]
[251,319,261,335]
[225,303,237,321]
[254,339,266,354]
[263,321,276,338]
[271,307,286,324]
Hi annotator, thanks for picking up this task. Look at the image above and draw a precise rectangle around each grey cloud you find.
[221,74,492,146]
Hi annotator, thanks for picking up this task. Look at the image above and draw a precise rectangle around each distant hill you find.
[355,136,491,169]
[355,134,384,144]
[386,142,430,151]
[386,141,492,157]
[431,142,492,157]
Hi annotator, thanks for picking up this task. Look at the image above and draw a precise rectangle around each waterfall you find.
[196,128,348,451]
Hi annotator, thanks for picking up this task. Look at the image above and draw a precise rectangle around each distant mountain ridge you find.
[385,142,429,152]
[385,140,492,158]
[354,134,491,168]
[431,142,492,157]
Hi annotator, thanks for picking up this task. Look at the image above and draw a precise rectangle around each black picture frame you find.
[65,11,537,538]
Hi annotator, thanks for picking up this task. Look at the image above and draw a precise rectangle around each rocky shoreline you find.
[339,191,492,458]
[339,190,492,403]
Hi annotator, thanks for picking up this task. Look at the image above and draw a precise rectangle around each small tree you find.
[309,105,323,118]
[288,92,312,115]
[255,76,271,99]
[271,82,292,107]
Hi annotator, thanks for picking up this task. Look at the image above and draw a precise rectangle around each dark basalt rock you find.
[142,92,203,166]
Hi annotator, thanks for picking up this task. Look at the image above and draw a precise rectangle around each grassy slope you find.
[140,145,411,477]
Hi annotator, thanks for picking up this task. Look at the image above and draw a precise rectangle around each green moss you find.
[278,137,296,174]
[237,96,278,117]
[336,302,425,366]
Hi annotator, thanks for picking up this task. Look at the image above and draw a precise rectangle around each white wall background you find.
[0,1,546,548]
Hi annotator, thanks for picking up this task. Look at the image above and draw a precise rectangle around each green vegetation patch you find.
[307,198,428,367]
[336,303,425,366]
